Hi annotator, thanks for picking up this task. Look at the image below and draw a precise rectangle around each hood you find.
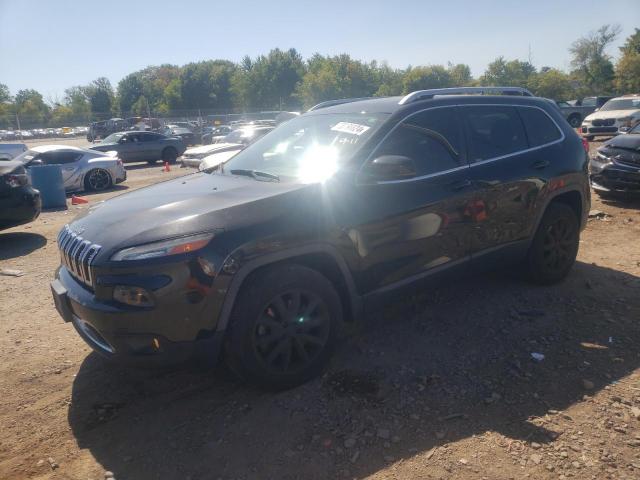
[0,160,24,175]
[184,143,243,157]
[68,172,309,258]
[585,109,640,121]
[199,150,242,171]
[604,133,640,151]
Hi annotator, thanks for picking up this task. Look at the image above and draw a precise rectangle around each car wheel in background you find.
[568,114,581,128]
[84,168,112,192]
[525,202,579,285]
[161,147,178,164]
[224,264,342,390]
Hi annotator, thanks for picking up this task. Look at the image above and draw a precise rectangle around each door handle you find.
[449,179,472,191]
[531,160,550,169]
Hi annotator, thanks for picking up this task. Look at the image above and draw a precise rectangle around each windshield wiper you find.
[229,169,280,182]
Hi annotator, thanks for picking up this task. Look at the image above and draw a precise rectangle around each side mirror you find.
[361,155,417,182]
[29,159,44,166]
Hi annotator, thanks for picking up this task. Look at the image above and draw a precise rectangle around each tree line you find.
[1,25,639,128]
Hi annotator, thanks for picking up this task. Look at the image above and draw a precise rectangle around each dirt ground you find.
[1,143,639,480]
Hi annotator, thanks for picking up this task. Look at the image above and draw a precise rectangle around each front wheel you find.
[224,264,342,390]
[525,202,579,285]
[84,168,112,192]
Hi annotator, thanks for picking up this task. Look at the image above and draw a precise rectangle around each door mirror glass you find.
[362,155,417,182]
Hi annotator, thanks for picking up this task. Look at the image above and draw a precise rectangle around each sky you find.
[0,0,638,101]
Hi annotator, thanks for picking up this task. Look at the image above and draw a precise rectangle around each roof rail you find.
[398,87,534,105]
[308,97,372,111]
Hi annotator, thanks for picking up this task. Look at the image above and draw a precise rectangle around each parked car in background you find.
[197,149,242,171]
[590,121,640,197]
[201,125,232,144]
[50,87,590,388]
[557,96,612,128]
[90,131,186,164]
[0,160,41,230]
[581,95,640,140]
[221,126,274,146]
[161,125,197,146]
[9,145,126,192]
[87,118,128,142]
[0,143,27,161]
[180,142,245,169]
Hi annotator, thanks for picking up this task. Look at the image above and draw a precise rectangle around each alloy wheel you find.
[542,217,576,273]
[252,290,330,374]
[88,169,110,191]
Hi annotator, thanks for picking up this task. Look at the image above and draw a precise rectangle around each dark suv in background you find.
[51,87,590,389]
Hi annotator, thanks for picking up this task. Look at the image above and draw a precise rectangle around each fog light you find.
[113,285,154,307]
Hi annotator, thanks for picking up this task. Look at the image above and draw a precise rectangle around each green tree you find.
[0,83,11,103]
[615,28,640,93]
[232,48,305,109]
[529,68,574,99]
[64,86,91,118]
[84,77,114,117]
[402,65,453,93]
[448,63,473,86]
[14,89,50,126]
[373,62,405,96]
[180,60,236,110]
[117,73,145,114]
[296,54,378,108]
[480,57,536,88]
[569,24,620,94]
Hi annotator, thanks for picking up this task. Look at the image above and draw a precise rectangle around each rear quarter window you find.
[518,107,562,147]
[463,106,528,162]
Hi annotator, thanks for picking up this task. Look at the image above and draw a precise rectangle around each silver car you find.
[9,145,126,192]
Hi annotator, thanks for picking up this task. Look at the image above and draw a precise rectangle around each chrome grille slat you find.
[56,225,102,288]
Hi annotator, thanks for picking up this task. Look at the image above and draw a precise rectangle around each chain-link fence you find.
[0,106,299,142]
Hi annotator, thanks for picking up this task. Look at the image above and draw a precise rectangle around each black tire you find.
[84,168,112,192]
[161,147,178,164]
[224,264,342,390]
[525,202,579,285]
[568,114,581,128]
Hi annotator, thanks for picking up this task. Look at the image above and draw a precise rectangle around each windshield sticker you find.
[331,122,371,136]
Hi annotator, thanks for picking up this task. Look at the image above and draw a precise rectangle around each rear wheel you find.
[224,264,342,390]
[525,202,579,285]
[161,147,178,164]
[84,168,112,192]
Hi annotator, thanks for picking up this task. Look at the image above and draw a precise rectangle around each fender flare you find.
[527,184,588,249]
[214,243,362,332]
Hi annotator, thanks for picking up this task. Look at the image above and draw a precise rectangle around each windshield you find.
[220,112,389,182]
[629,123,640,134]
[12,149,38,163]
[102,133,124,144]
[600,98,640,111]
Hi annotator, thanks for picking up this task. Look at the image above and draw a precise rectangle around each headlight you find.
[594,151,611,163]
[111,232,214,261]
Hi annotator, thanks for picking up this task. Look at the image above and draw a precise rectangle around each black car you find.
[50,87,590,389]
[590,123,640,197]
[0,161,41,230]
[161,126,198,146]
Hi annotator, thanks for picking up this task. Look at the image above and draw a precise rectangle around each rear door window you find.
[518,107,562,147]
[463,106,528,162]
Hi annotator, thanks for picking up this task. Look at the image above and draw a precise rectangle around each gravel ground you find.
[0,142,639,480]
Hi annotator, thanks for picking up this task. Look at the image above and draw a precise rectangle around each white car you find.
[8,145,126,192]
[582,94,640,140]
[180,142,244,169]
[198,149,242,171]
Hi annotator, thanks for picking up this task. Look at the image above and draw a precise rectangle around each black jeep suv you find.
[51,87,590,388]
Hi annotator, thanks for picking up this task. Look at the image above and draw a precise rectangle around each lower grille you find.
[592,118,615,127]
[57,225,101,287]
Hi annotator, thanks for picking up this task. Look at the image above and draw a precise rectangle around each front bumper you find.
[0,185,41,230]
[590,159,640,194]
[51,262,227,366]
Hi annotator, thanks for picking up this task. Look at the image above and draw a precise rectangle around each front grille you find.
[57,224,101,287]
[592,118,615,126]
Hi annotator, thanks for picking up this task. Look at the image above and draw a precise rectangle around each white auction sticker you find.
[330,122,370,136]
